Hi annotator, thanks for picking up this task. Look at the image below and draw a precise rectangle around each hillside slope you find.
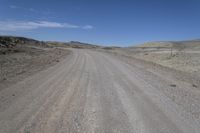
[0,36,48,48]
[0,36,70,89]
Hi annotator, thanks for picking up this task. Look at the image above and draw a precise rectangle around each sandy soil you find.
[104,48,200,77]
[0,49,200,133]
[0,46,70,90]
[133,52,200,74]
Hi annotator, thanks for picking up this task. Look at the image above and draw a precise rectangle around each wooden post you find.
[170,47,173,57]
[0,63,2,80]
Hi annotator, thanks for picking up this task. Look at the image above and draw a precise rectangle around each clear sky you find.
[0,0,200,46]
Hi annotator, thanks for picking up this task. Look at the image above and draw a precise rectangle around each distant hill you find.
[133,40,200,50]
[0,36,101,49]
[135,42,173,48]
[47,41,101,49]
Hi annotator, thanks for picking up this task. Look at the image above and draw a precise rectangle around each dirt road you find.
[0,49,200,133]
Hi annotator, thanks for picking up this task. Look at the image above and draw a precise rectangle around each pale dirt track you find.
[0,49,200,133]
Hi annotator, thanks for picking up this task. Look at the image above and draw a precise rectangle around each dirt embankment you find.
[101,46,200,77]
[0,37,71,90]
[123,40,200,75]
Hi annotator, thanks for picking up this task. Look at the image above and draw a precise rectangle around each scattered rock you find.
[12,94,15,96]
[192,112,200,119]
[193,84,198,88]
[170,84,176,87]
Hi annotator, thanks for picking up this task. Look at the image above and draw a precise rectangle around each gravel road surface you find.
[0,49,200,133]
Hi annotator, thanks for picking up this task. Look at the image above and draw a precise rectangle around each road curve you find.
[0,49,200,133]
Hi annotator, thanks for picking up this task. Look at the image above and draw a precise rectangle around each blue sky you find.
[0,0,200,46]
